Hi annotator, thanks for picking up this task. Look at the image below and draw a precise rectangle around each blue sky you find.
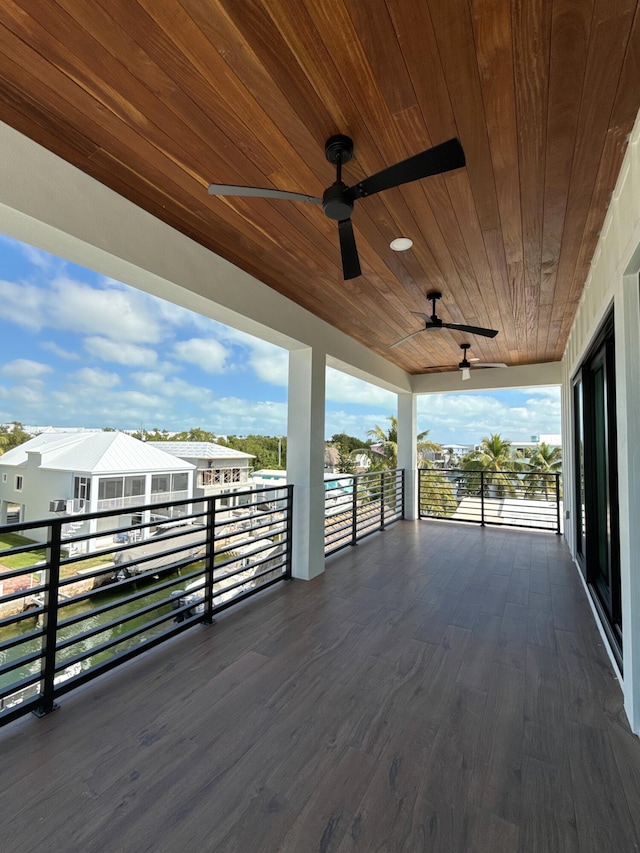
[0,234,560,444]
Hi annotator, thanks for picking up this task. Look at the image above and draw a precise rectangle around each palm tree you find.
[524,442,562,499]
[366,416,441,470]
[461,433,520,497]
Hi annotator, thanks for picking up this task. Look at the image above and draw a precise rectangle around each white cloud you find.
[48,277,164,343]
[0,274,167,343]
[325,408,394,440]
[245,341,288,386]
[72,367,121,389]
[199,396,288,435]
[417,388,561,445]
[84,336,158,368]
[41,341,80,360]
[0,383,45,406]
[1,359,53,379]
[46,386,167,429]
[172,338,230,373]
[0,280,47,330]
[132,371,215,403]
[326,368,396,406]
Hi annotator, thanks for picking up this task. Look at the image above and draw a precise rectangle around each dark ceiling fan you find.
[390,291,499,348]
[424,342,507,381]
[208,136,465,280]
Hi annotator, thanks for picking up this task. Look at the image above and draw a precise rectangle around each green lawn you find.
[0,532,46,570]
[0,532,113,578]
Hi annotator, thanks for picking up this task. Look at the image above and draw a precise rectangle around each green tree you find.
[133,427,170,441]
[524,442,562,499]
[331,433,369,454]
[461,433,520,497]
[171,427,218,443]
[0,422,31,454]
[366,416,441,470]
[220,435,286,470]
[337,441,356,474]
[419,470,456,517]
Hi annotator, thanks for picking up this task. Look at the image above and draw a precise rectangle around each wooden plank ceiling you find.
[0,1,638,375]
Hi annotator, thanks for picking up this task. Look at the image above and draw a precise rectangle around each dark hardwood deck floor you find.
[2,521,640,852]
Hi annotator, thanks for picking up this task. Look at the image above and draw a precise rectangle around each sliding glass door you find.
[573,312,621,662]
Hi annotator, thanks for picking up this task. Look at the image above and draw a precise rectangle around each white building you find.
[146,441,255,509]
[0,431,195,543]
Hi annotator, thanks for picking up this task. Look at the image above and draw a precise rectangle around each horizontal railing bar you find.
[56,569,196,628]
[0,647,44,679]
[0,624,43,653]
[56,592,182,653]
[56,604,188,668]
[57,552,203,597]
[213,557,287,588]
[210,574,285,618]
[0,672,42,703]
[0,585,48,607]
[51,618,198,700]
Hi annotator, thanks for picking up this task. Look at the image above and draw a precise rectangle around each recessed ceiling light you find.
[390,237,413,252]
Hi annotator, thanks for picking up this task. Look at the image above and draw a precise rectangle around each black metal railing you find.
[0,485,292,727]
[418,467,561,533]
[324,469,404,556]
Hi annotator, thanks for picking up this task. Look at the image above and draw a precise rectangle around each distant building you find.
[251,470,353,515]
[146,441,255,509]
[505,434,562,456]
[0,431,195,546]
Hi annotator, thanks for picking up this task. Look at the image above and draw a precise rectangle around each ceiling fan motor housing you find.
[322,183,354,220]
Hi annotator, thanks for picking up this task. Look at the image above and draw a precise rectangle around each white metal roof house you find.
[0,431,195,547]
[145,441,255,508]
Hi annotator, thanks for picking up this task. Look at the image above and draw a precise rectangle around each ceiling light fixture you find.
[390,237,413,252]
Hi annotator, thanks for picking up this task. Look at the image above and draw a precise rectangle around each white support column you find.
[397,392,418,520]
[287,347,327,580]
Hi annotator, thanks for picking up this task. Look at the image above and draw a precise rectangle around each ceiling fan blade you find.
[346,138,465,201]
[474,362,508,368]
[441,322,499,338]
[390,329,425,348]
[422,363,457,370]
[338,218,361,280]
[208,183,322,204]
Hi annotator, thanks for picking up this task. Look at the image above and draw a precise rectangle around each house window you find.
[98,478,124,500]
[151,474,170,494]
[124,476,145,497]
[74,476,91,501]
[172,472,189,492]
[15,475,23,491]
[2,473,6,483]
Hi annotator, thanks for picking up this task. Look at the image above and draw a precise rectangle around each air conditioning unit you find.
[49,500,67,513]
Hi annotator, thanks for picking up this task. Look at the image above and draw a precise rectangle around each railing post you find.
[555,473,561,535]
[480,471,485,526]
[284,485,293,578]
[202,496,216,625]
[380,471,386,530]
[351,474,358,545]
[33,520,61,717]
